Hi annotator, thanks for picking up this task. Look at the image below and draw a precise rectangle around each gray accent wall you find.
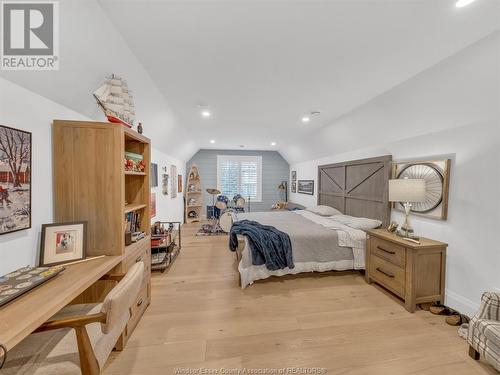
[187,149,289,212]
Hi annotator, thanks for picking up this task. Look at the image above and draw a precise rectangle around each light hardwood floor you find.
[103,223,498,375]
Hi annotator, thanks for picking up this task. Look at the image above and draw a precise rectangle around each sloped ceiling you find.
[1,0,499,163]
[282,30,500,164]
[0,0,197,160]
[99,0,500,162]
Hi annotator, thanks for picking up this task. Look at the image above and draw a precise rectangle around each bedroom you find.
[0,0,499,374]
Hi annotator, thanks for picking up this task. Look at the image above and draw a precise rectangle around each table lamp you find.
[389,178,426,238]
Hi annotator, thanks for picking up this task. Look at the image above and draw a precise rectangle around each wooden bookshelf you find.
[185,164,202,223]
[124,203,147,214]
[52,120,151,347]
[124,234,151,257]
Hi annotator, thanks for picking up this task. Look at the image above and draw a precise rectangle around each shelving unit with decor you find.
[185,164,202,223]
[52,120,151,348]
[150,222,181,272]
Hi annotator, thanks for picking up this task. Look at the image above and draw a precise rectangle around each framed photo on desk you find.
[40,222,87,266]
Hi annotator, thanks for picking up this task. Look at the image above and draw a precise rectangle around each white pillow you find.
[307,205,342,217]
[330,214,382,231]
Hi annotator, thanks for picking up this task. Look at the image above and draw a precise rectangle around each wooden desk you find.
[0,255,122,351]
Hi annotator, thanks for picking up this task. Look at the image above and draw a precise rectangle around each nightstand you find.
[366,229,448,313]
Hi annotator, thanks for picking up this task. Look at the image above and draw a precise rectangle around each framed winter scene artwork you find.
[0,125,32,235]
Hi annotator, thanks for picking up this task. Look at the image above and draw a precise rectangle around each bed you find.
[231,155,392,288]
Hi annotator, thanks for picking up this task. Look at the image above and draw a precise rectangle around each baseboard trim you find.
[445,290,479,317]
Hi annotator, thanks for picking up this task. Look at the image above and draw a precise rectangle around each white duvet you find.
[237,210,371,288]
[293,210,369,269]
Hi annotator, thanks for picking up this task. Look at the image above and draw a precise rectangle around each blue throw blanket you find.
[229,220,294,271]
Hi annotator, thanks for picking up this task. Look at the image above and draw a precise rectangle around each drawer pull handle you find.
[136,298,143,307]
[135,256,143,263]
[377,246,396,255]
[376,267,395,278]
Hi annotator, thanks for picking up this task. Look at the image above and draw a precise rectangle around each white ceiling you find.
[1,0,498,162]
[99,0,500,157]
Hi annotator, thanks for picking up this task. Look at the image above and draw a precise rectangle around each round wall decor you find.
[397,163,444,213]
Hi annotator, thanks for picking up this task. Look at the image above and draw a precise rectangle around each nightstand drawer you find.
[370,255,405,297]
[371,237,406,268]
[366,229,448,313]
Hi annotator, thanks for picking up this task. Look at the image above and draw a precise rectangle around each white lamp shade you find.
[389,179,426,203]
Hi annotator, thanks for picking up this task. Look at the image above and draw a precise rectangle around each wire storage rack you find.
[150,221,181,273]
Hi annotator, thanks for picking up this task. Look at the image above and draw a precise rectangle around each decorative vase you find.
[137,122,143,134]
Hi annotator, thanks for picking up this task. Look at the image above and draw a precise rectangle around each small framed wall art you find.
[162,174,169,195]
[297,180,314,195]
[178,174,183,193]
[151,163,158,187]
[171,165,177,198]
[40,222,87,266]
[291,171,297,193]
[392,159,451,220]
[151,192,157,218]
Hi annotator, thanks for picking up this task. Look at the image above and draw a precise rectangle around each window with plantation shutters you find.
[217,155,262,202]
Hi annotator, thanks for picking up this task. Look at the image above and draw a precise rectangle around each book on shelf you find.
[124,151,143,161]
[125,211,142,233]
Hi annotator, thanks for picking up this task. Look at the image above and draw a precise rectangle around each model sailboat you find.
[93,74,136,128]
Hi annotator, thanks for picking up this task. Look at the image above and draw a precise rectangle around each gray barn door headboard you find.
[317,155,392,227]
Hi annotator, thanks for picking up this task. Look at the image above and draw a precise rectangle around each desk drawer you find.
[370,255,405,297]
[139,249,151,283]
[371,237,406,268]
[126,280,149,337]
[124,243,150,273]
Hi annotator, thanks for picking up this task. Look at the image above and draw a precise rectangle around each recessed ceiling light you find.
[302,117,310,123]
[210,139,215,144]
[270,142,276,146]
[201,110,211,118]
[456,0,476,7]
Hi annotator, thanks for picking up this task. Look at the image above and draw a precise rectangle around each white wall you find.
[289,33,500,316]
[150,148,185,224]
[0,77,89,275]
[0,77,186,275]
